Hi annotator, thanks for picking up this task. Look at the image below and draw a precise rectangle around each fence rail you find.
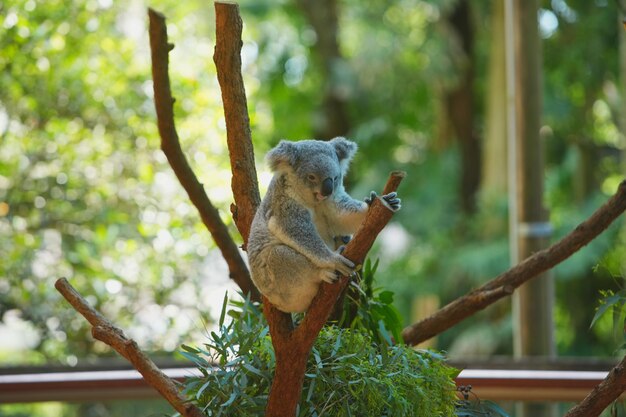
[0,366,612,404]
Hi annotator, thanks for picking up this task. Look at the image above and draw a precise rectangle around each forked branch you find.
[263,172,405,417]
[148,7,259,301]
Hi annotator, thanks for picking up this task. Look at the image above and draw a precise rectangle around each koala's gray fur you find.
[247,137,400,313]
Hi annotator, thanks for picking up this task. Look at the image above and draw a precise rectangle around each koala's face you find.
[267,137,357,205]
[295,146,342,203]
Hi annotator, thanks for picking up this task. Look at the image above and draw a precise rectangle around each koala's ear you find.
[330,137,357,173]
[266,140,298,172]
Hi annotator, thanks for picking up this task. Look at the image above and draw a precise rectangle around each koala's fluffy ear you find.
[266,140,298,172]
[330,137,357,174]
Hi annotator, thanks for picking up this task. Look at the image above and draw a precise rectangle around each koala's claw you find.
[321,270,340,284]
[333,253,355,276]
[365,191,401,211]
[382,192,401,211]
[364,191,378,206]
[333,236,351,251]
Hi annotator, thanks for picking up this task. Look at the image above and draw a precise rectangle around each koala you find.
[247,137,401,313]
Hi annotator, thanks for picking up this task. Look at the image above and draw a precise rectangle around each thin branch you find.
[54,278,205,417]
[402,180,626,346]
[148,7,259,301]
[564,353,626,417]
[213,1,261,245]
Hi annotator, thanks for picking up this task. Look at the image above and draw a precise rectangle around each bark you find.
[264,172,405,417]
[401,180,626,346]
[148,8,259,301]
[297,0,350,139]
[54,279,204,417]
[564,353,626,417]
[209,4,405,415]
[213,2,261,244]
[444,0,480,214]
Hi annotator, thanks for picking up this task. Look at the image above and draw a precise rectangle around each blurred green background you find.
[0,0,625,414]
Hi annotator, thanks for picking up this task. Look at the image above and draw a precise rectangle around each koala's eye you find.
[307,174,317,182]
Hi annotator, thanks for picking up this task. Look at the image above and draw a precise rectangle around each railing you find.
[0,361,616,404]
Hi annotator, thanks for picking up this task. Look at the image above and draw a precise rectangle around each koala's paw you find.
[333,236,351,250]
[364,191,378,206]
[332,253,355,277]
[321,269,340,284]
[382,192,401,211]
[365,191,402,212]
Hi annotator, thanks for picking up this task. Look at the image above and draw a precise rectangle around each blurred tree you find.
[296,0,351,139]
[0,0,244,363]
[441,0,481,214]
[482,0,508,200]
[0,0,624,372]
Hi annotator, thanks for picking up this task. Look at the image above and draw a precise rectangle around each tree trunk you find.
[444,0,480,214]
[264,173,405,417]
[297,0,351,139]
[509,0,555,415]
[482,0,508,198]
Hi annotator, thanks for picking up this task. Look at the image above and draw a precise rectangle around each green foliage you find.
[590,288,626,350]
[1,0,624,369]
[181,295,459,417]
[337,258,405,346]
[0,0,244,364]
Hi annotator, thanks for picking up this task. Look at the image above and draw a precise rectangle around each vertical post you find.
[506,0,556,415]
[618,0,626,173]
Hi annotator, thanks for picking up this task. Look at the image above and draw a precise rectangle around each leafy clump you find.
[300,327,458,416]
[180,295,459,417]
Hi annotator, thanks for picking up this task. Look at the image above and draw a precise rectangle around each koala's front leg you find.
[268,215,355,278]
[365,191,401,212]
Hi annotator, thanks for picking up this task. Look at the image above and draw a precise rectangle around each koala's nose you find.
[321,177,334,197]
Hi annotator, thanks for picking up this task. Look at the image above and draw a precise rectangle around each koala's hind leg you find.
[265,245,334,313]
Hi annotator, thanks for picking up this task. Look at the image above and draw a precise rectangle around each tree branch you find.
[264,171,405,417]
[209,5,406,416]
[54,278,204,417]
[564,353,626,417]
[213,1,261,245]
[402,180,626,346]
[148,7,259,301]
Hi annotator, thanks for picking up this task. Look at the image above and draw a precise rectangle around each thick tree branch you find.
[302,171,405,332]
[402,180,626,346]
[213,1,261,244]
[564,353,626,417]
[148,8,259,301]
[264,172,405,417]
[54,278,204,417]
[209,5,405,416]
